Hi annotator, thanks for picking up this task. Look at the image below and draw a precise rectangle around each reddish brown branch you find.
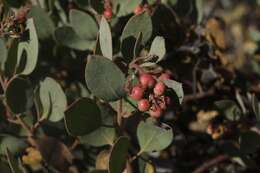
[183,88,216,103]
[192,154,229,173]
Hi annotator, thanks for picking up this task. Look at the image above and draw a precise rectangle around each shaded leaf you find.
[5,76,34,114]
[80,103,116,146]
[5,0,26,8]
[121,12,152,59]
[36,136,74,171]
[55,26,95,50]
[109,137,130,173]
[214,100,242,121]
[65,98,102,136]
[251,95,260,123]
[28,6,55,40]
[6,149,22,173]
[239,131,260,154]
[5,39,19,77]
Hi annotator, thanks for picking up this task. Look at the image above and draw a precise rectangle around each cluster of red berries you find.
[129,72,172,118]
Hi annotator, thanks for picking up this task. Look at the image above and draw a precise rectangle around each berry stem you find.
[117,99,123,127]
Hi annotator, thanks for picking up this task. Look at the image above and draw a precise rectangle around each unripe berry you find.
[103,9,113,19]
[130,85,144,100]
[138,99,150,112]
[134,5,144,15]
[159,73,171,81]
[149,106,163,118]
[139,73,155,89]
[153,82,166,96]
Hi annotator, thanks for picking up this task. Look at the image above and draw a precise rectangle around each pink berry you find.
[130,85,144,100]
[149,106,163,118]
[153,82,166,96]
[103,9,113,19]
[159,73,171,81]
[139,73,155,89]
[134,5,144,15]
[138,99,150,112]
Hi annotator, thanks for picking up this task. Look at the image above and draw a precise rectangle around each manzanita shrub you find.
[0,0,259,173]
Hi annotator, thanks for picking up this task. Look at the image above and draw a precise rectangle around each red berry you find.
[149,106,163,118]
[134,5,144,15]
[153,82,166,96]
[139,73,155,89]
[130,85,144,100]
[103,9,113,19]
[159,73,171,81]
[138,99,150,112]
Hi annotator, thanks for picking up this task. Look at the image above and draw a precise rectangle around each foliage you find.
[0,0,259,173]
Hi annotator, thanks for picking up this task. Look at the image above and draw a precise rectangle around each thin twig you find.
[192,154,229,173]
[183,88,215,103]
[69,137,80,151]
[117,99,123,127]
[17,116,33,137]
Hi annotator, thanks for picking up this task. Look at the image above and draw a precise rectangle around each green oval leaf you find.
[163,79,184,104]
[81,103,116,147]
[5,77,34,114]
[17,18,39,75]
[121,12,152,59]
[65,98,102,136]
[38,77,67,122]
[149,36,166,62]
[109,137,130,173]
[113,0,141,17]
[28,6,55,40]
[99,17,113,60]
[70,9,98,41]
[85,55,126,102]
[137,120,173,153]
[55,26,95,50]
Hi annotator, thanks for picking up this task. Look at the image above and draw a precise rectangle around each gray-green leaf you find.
[85,55,126,102]
[137,120,173,153]
[38,77,67,122]
[99,17,113,60]
[149,36,166,62]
